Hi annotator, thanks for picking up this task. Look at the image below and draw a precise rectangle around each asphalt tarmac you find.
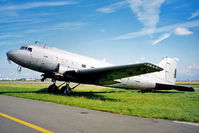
[0,95,199,133]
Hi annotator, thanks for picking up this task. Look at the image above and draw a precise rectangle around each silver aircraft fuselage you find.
[7,44,194,92]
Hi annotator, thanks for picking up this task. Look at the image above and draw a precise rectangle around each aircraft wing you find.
[63,63,163,85]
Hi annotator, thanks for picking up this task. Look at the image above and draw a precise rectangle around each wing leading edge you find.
[63,63,163,85]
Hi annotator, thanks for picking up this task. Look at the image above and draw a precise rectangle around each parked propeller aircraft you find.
[7,43,194,94]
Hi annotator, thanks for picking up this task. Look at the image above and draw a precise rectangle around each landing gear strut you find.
[47,80,80,95]
[60,84,72,95]
[60,83,80,95]
[41,74,79,95]
[47,78,58,93]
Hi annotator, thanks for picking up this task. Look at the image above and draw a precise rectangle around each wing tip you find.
[144,63,163,71]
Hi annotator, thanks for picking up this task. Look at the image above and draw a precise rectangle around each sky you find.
[0,0,199,80]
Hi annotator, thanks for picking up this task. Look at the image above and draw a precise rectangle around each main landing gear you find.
[60,84,72,95]
[48,83,59,93]
[47,81,80,95]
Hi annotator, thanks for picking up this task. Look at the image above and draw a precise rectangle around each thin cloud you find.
[28,22,85,32]
[174,27,193,36]
[24,29,40,33]
[127,0,165,30]
[0,21,85,40]
[97,0,165,31]
[152,33,171,45]
[112,20,199,40]
[0,1,76,11]
[50,22,85,31]
[0,40,24,46]
[0,34,23,39]
[96,1,128,13]
[178,64,199,76]
[112,28,153,40]
[140,57,146,61]
[188,9,199,20]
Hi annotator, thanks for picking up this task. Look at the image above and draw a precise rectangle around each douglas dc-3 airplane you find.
[7,43,194,95]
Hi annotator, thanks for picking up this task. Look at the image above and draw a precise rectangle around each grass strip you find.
[0,83,198,122]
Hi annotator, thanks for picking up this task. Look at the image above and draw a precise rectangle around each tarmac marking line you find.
[0,112,54,133]
[173,121,199,127]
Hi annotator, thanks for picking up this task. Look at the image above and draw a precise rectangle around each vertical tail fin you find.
[154,57,194,91]
[158,57,178,84]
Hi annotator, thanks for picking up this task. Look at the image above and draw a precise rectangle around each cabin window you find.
[82,64,86,68]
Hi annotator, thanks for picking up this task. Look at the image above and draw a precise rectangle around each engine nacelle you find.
[127,76,156,90]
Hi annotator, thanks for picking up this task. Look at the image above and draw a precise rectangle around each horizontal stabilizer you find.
[155,83,195,92]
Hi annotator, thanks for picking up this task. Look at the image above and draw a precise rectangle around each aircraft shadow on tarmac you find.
[38,88,121,101]
[0,87,183,94]
[0,88,183,102]
[36,88,183,97]
[139,90,182,93]
[0,88,122,102]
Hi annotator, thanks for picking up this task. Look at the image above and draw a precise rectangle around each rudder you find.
[158,57,178,84]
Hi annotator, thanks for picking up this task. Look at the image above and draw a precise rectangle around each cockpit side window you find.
[20,46,32,52]
[28,47,32,52]
[20,46,28,50]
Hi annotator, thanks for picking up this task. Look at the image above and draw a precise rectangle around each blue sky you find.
[0,0,199,80]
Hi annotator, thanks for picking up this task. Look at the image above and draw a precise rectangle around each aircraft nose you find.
[7,50,16,60]
[6,50,23,63]
[7,49,30,66]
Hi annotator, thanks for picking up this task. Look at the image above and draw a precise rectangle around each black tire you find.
[48,84,58,93]
[60,86,67,94]
[60,85,72,95]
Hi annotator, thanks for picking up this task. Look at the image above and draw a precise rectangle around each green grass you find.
[0,83,199,122]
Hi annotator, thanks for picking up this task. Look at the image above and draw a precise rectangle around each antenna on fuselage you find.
[34,41,46,48]
[35,41,38,45]
[34,41,42,46]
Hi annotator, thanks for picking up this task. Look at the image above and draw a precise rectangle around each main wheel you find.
[60,85,72,95]
[48,84,58,93]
